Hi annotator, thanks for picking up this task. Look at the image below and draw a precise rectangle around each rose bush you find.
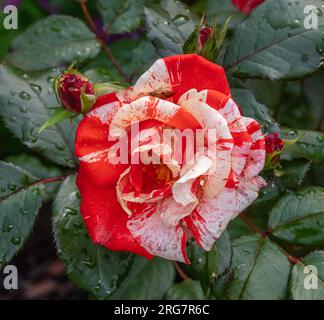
[1,0,324,300]
[75,54,266,263]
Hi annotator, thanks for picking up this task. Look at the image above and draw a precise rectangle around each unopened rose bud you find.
[199,26,212,50]
[57,72,95,113]
[265,133,284,154]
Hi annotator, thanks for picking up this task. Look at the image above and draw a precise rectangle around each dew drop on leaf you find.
[11,236,21,245]
[2,224,13,233]
[19,91,31,100]
[30,83,42,94]
[20,208,28,215]
[55,142,66,151]
[7,183,17,191]
[173,15,189,27]
[19,106,28,113]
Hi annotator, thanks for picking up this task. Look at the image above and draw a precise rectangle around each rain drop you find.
[20,208,28,215]
[2,224,13,233]
[19,91,31,100]
[30,83,42,94]
[55,142,66,151]
[7,183,17,191]
[173,14,189,27]
[19,106,28,113]
[11,236,21,245]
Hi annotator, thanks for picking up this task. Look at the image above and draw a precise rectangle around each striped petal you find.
[127,203,189,263]
[76,171,152,258]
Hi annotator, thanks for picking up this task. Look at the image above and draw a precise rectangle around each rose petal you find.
[172,155,213,206]
[127,203,189,263]
[76,171,152,259]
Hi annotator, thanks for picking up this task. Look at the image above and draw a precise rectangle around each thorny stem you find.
[239,213,302,265]
[79,0,129,83]
[174,262,190,281]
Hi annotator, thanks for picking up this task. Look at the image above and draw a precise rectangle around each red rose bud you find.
[199,26,212,50]
[265,133,284,154]
[57,72,95,113]
[232,0,265,14]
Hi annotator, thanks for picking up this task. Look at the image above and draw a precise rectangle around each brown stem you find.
[239,213,301,265]
[32,176,67,186]
[0,176,67,203]
[239,213,266,237]
[174,262,189,281]
[79,0,129,83]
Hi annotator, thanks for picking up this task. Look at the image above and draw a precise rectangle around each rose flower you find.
[75,54,266,263]
[232,0,265,14]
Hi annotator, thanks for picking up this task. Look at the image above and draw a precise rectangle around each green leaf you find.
[253,159,311,208]
[144,1,198,57]
[281,128,324,164]
[268,187,324,246]
[206,231,232,280]
[4,154,62,200]
[184,231,231,294]
[97,0,144,34]
[166,280,205,300]
[160,0,198,39]
[0,161,44,269]
[53,176,172,300]
[224,0,324,80]
[290,251,324,300]
[244,79,284,111]
[109,37,158,80]
[224,235,291,300]
[192,0,243,27]
[0,65,79,168]
[39,109,74,133]
[85,36,158,82]
[110,258,175,299]
[6,15,100,72]
[232,88,280,134]
[4,154,61,179]
[303,71,324,130]
[273,159,311,190]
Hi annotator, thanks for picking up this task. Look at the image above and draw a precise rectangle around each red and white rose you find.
[75,54,266,263]
[232,0,265,14]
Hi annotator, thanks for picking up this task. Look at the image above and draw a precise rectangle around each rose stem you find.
[239,213,303,266]
[174,262,190,281]
[79,0,129,83]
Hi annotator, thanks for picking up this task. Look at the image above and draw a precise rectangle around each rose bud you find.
[55,72,95,114]
[265,132,284,154]
[264,132,284,167]
[199,26,212,50]
[39,70,96,133]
